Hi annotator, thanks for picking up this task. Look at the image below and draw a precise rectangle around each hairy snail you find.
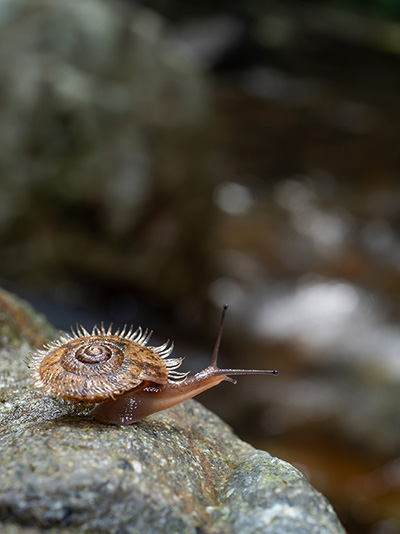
[28,305,278,425]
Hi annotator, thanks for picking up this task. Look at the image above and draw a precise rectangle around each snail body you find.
[29,306,278,425]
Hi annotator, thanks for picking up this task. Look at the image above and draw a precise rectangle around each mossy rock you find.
[0,288,345,534]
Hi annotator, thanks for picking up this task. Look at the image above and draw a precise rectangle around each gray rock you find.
[0,0,217,310]
[0,289,345,534]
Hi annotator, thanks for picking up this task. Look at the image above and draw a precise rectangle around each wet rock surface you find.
[0,289,345,534]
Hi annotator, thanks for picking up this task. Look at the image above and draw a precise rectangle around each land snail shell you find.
[28,306,278,425]
[29,324,186,403]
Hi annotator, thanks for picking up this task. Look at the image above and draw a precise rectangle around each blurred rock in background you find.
[0,0,219,322]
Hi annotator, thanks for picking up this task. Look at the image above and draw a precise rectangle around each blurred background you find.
[1,0,400,532]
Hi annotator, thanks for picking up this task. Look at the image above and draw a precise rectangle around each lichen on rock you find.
[0,288,346,534]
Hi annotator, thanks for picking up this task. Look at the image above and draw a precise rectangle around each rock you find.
[0,289,345,534]
[0,287,55,352]
[0,0,218,311]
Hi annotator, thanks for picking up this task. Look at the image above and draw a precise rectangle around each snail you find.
[28,305,278,425]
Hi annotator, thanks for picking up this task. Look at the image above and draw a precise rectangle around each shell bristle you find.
[167,370,190,382]
[70,326,79,339]
[151,340,174,359]
[132,326,142,341]
[165,357,184,370]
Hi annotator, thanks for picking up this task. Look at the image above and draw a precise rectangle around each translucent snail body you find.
[29,306,278,425]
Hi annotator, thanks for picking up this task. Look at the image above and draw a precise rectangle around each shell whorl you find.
[28,324,189,403]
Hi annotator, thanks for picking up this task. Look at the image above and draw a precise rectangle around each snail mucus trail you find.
[29,305,278,425]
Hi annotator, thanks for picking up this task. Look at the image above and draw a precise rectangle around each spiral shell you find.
[28,324,188,403]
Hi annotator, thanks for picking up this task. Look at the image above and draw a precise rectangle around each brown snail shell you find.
[28,324,188,403]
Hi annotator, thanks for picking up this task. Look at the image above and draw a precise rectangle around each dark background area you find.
[1,1,400,532]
